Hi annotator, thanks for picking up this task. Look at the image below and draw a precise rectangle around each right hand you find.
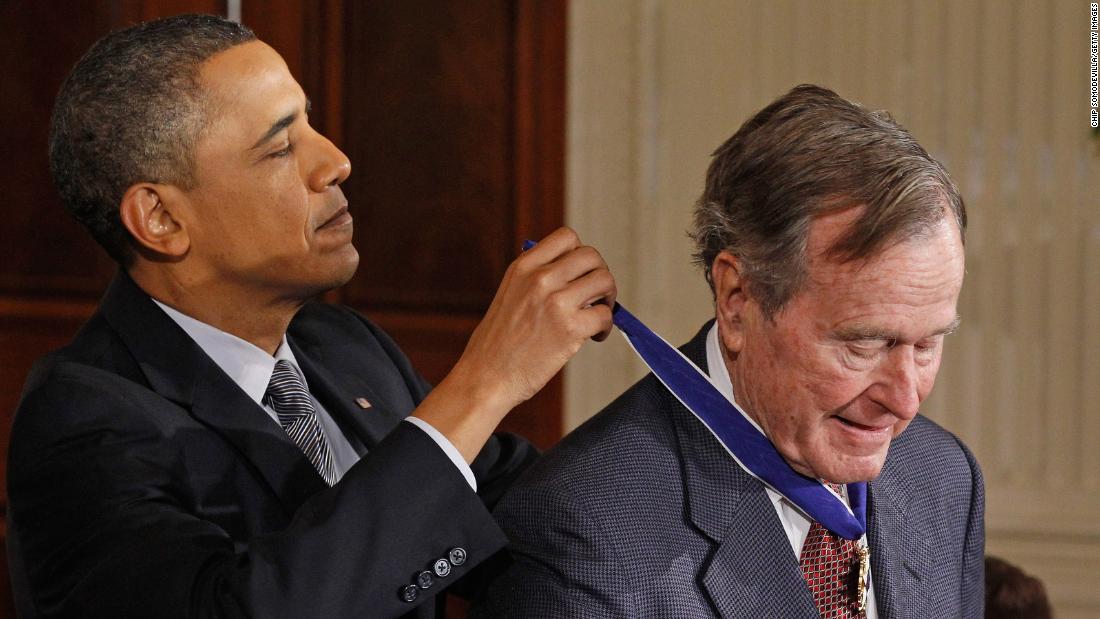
[450,227,617,415]
[412,227,616,462]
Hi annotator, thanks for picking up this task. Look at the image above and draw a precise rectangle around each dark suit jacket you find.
[8,273,536,618]
[472,322,984,618]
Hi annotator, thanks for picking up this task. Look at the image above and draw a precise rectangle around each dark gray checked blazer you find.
[471,321,984,618]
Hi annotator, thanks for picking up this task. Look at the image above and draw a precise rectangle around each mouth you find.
[832,415,893,435]
[317,205,352,230]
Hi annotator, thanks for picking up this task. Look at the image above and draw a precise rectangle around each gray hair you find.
[691,84,966,318]
[49,14,256,266]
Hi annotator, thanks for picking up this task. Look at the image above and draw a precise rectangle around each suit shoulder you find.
[292,302,376,336]
[888,415,977,469]
[11,361,181,471]
[509,374,681,503]
[879,415,982,507]
[291,303,403,354]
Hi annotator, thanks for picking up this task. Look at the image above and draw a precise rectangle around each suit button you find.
[432,557,452,578]
[448,547,467,566]
[399,584,419,603]
[416,570,434,589]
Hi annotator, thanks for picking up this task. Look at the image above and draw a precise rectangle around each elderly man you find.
[472,85,983,618]
[9,14,615,618]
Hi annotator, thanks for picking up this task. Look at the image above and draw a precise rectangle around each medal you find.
[854,540,870,612]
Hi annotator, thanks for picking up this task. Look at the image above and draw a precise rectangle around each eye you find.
[269,142,294,158]
[913,338,940,361]
[846,340,883,360]
[841,343,879,370]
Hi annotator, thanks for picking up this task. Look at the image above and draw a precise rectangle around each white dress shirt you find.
[153,300,476,490]
[705,324,878,617]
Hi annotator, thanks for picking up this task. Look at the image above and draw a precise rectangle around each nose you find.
[870,345,921,420]
[305,130,351,192]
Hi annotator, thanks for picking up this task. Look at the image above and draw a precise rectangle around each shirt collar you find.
[152,299,305,407]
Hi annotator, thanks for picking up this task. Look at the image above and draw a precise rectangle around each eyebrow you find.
[835,315,962,342]
[249,98,312,151]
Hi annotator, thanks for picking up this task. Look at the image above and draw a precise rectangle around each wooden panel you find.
[0,0,230,300]
[338,0,567,453]
[340,0,515,313]
[0,2,118,299]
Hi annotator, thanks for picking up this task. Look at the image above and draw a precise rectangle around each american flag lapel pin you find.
[355,397,372,409]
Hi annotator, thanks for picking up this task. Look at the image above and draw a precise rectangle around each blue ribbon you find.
[522,240,867,539]
[612,304,866,539]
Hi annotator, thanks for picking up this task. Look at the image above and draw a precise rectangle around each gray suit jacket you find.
[472,322,984,618]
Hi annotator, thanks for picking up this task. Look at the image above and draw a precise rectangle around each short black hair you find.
[49,14,256,266]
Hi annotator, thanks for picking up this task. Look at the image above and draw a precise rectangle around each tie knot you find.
[266,360,308,402]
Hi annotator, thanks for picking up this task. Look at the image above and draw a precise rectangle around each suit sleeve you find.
[350,308,539,509]
[958,438,985,618]
[8,367,510,619]
[468,481,633,619]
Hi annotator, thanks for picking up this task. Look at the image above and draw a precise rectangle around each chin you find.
[323,246,360,289]
[815,454,888,484]
[290,253,359,300]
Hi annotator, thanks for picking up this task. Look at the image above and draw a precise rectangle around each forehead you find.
[795,207,965,333]
[197,40,303,132]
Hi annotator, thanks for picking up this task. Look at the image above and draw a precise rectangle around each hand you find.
[454,227,617,410]
[411,228,616,462]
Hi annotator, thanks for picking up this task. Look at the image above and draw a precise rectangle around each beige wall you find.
[564,1,1100,616]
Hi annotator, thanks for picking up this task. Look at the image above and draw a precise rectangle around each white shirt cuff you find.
[404,417,477,491]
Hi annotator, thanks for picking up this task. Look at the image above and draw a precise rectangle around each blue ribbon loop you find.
[520,239,866,539]
[612,304,866,540]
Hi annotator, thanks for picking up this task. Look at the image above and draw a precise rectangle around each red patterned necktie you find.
[798,484,867,618]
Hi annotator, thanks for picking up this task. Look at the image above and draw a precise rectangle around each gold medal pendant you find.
[854,541,870,613]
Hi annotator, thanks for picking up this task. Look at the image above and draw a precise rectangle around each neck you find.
[129,266,302,356]
[719,339,763,428]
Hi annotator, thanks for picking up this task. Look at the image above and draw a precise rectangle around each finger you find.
[530,245,609,293]
[515,227,581,268]
[579,303,615,342]
[552,267,616,313]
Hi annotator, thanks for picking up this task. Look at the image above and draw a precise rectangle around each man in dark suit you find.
[472,85,984,618]
[8,14,616,618]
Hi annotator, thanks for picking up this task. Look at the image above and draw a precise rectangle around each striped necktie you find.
[263,360,338,486]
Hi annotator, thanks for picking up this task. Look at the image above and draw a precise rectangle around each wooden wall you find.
[0,1,565,615]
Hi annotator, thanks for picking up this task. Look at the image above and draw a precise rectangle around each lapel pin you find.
[355,397,372,409]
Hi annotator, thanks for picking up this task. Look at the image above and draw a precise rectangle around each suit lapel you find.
[288,332,407,450]
[867,470,935,618]
[672,324,818,618]
[100,273,327,515]
[697,483,817,617]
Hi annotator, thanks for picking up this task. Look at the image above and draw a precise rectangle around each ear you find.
[118,184,190,259]
[711,251,751,354]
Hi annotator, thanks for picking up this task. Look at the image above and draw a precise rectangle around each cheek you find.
[792,346,870,415]
[916,352,945,400]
